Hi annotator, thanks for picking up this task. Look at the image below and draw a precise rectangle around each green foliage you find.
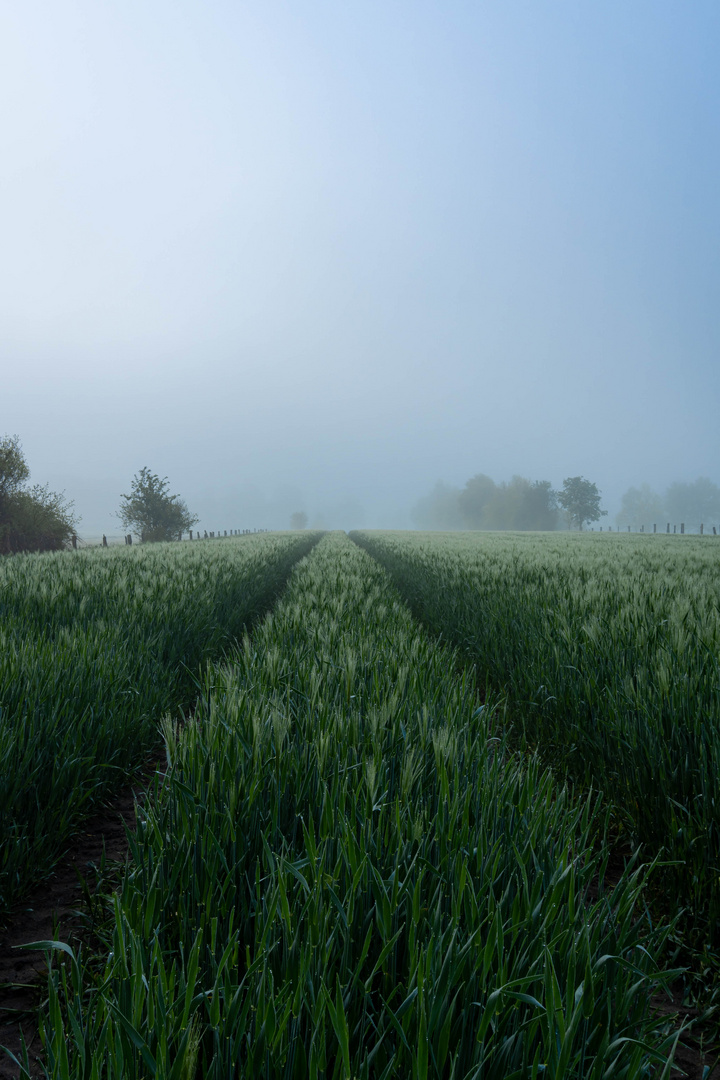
[43,535,678,1078]
[352,529,720,948]
[0,434,29,504]
[118,467,199,542]
[458,473,498,528]
[484,478,558,531]
[557,476,606,530]
[0,435,77,553]
[4,484,77,552]
[0,532,320,917]
[414,474,558,531]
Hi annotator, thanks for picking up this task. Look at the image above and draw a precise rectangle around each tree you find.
[557,476,607,530]
[290,510,308,530]
[616,484,664,530]
[413,474,559,532]
[519,479,559,531]
[665,478,720,529]
[480,476,558,531]
[0,435,78,553]
[459,474,497,529]
[118,467,198,542]
[0,435,29,511]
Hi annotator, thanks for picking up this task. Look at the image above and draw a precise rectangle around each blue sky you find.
[2,1,719,530]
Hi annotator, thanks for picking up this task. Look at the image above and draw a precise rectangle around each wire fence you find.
[73,528,270,548]
[71,525,719,547]
[592,523,718,535]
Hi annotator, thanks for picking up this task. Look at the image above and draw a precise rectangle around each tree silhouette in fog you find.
[119,467,198,542]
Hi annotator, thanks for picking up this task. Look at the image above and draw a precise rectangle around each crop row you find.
[0,532,320,919]
[39,533,678,1078]
[350,530,720,948]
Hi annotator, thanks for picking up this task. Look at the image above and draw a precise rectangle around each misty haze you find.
[3,2,719,534]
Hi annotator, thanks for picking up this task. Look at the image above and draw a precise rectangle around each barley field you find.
[3,529,717,1077]
[0,532,320,919]
[352,530,720,950]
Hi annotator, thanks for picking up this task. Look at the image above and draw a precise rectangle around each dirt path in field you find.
[0,754,165,1079]
[589,845,720,1079]
[656,993,720,1080]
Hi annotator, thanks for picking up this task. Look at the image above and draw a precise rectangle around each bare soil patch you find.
[0,753,165,1079]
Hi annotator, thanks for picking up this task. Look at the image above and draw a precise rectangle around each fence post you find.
[681,523,685,534]
[714,527,717,536]
[653,523,656,533]
[700,523,704,535]
[666,523,670,533]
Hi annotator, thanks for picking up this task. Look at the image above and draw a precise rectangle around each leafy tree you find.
[616,484,664,530]
[413,474,558,531]
[483,476,558,531]
[290,510,308,530]
[0,435,29,510]
[459,474,497,529]
[0,435,78,553]
[118,467,198,542]
[5,485,77,552]
[519,479,559,531]
[557,476,607,530]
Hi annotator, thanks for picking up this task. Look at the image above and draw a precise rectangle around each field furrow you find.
[350,529,720,952]
[0,533,321,919]
[37,533,680,1079]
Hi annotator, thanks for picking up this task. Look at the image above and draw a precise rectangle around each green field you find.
[2,529,718,1076]
[0,532,320,919]
[351,530,720,949]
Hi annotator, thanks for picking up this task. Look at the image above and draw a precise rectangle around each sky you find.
[2,0,719,533]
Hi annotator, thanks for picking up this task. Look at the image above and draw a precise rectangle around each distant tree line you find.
[616,479,720,531]
[412,474,606,531]
[0,435,78,554]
